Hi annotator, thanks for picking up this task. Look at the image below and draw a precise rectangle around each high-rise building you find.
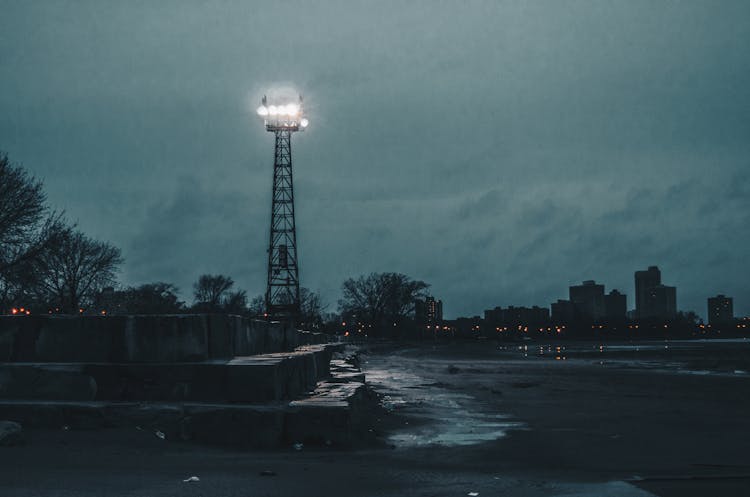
[551,299,579,324]
[635,266,661,318]
[604,289,627,320]
[569,280,605,320]
[635,266,677,319]
[416,296,443,325]
[707,295,733,326]
[649,284,677,319]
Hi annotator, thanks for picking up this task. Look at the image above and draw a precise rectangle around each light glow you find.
[257,92,307,129]
[285,103,299,116]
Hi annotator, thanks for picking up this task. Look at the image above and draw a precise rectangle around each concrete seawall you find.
[0,315,315,363]
[0,314,367,449]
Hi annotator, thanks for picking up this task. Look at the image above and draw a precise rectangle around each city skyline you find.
[449,264,739,322]
[1,1,748,318]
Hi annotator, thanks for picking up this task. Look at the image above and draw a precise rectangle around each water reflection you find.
[499,338,750,377]
[365,359,526,447]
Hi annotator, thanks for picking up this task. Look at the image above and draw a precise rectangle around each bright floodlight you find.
[257,94,307,131]
[285,103,299,116]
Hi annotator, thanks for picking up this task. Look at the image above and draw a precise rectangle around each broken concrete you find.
[0,315,373,449]
[0,346,371,449]
[0,344,342,403]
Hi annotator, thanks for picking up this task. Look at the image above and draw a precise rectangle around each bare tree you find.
[299,287,326,330]
[224,289,248,315]
[0,153,66,308]
[94,282,185,315]
[34,230,123,313]
[248,294,265,317]
[338,272,429,336]
[192,274,234,311]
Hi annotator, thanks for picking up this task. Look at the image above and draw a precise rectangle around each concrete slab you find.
[0,364,97,400]
[0,345,341,403]
[0,344,371,449]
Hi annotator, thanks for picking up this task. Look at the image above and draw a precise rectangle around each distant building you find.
[551,299,579,324]
[635,266,661,318]
[707,295,733,326]
[415,296,443,330]
[635,266,677,319]
[485,305,549,330]
[507,305,549,327]
[449,316,482,337]
[94,286,127,315]
[604,289,627,320]
[569,280,605,320]
[648,284,677,319]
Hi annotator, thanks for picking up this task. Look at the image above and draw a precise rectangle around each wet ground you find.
[360,339,750,495]
[1,339,749,496]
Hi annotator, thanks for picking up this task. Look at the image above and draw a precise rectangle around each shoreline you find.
[2,340,749,496]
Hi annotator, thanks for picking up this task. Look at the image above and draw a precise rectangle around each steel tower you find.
[257,96,308,319]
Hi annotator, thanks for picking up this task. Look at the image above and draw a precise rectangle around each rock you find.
[0,420,23,446]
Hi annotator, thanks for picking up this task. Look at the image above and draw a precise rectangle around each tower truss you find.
[265,127,300,319]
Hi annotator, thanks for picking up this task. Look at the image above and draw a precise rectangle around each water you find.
[362,339,750,448]
[364,357,525,448]
[506,338,750,377]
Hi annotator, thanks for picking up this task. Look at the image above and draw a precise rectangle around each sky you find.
[1,0,748,318]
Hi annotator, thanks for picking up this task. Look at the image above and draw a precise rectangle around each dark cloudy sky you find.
[1,1,748,318]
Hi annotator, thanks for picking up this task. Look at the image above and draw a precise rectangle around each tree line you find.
[1,152,429,334]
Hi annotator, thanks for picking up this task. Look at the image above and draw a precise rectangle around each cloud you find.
[1,0,749,317]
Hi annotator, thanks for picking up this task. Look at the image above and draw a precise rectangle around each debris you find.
[293,442,304,451]
[62,425,70,431]
[135,426,143,431]
[183,476,200,483]
[155,430,166,440]
[259,470,277,477]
